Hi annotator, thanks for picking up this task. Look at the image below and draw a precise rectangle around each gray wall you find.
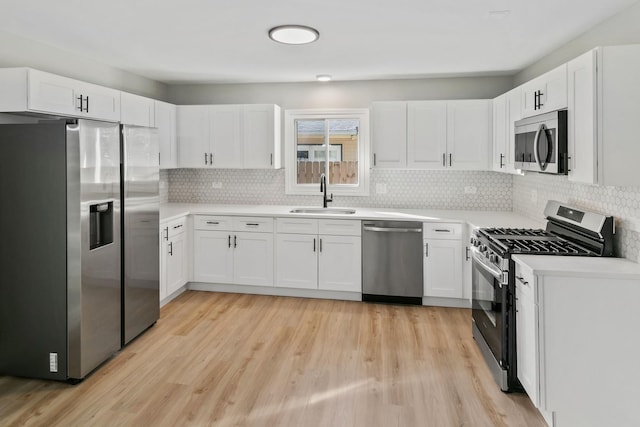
[514,1,640,84]
[167,76,513,107]
[0,30,168,100]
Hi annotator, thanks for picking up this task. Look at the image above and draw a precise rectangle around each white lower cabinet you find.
[423,222,464,299]
[160,216,189,303]
[193,216,274,286]
[515,265,539,408]
[275,218,361,292]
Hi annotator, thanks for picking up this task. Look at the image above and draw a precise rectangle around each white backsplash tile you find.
[513,173,640,262]
[167,169,513,211]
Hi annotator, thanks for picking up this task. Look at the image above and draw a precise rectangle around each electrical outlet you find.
[376,183,388,194]
[212,182,223,189]
[464,186,477,194]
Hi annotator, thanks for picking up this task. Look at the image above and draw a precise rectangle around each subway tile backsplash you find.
[513,173,640,262]
[167,169,513,210]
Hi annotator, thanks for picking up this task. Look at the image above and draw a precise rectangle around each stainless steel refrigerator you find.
[121,124,159,346]
[0,119,122,380]
[0,119,160,381]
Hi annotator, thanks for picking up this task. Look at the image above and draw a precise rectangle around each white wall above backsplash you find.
[167,169,512,211]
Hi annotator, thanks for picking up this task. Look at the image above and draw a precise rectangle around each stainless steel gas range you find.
[470,200,615,392]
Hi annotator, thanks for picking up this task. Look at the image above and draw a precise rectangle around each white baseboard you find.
[187,282,362,301]
[422,296,471,308]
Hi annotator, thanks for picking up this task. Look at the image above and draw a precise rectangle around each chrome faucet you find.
[319,173,333,208]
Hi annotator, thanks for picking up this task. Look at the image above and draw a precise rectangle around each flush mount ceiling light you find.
[316,74,332,82]
[268,25,319,45]
[489,10,511,19]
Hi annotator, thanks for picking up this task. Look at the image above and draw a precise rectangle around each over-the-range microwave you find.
[514,110,568,174]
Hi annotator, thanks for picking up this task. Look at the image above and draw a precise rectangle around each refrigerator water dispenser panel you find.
[90,201,114,250]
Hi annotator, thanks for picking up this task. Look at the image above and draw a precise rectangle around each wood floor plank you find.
[0,291,547,426]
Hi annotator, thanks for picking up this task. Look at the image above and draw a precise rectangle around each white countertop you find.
[160,203,545,229]
[513,254,640,279]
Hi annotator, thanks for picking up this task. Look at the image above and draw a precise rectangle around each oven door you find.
[471,252,508,369]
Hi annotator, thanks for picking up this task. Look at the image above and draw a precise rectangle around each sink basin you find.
[289,208,356,215]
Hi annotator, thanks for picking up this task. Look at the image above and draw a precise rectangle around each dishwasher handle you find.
[363,226,422,233]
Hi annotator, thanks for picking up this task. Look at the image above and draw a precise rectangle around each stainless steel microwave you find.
[514,110,568,174]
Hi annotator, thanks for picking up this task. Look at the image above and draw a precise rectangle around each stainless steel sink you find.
[289,208,356,215]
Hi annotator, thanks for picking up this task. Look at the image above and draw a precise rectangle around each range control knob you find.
[479,245,488,253]
[489,254,498,263]
[469,237,475,245]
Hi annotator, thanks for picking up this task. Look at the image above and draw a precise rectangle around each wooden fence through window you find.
[297,161,358,184]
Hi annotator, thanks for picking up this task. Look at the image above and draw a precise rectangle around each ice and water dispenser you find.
[89,202,114,250]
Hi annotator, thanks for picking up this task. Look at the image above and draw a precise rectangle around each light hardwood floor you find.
[0,291,546,427]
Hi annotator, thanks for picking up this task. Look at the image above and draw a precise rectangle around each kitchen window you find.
[284,109,370,196]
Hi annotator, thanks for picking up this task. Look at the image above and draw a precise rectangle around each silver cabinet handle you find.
[206,221,219,225]
[449,153,452,167]
[434,229,451,233]
[246,223,259,227]
[169,241,173,256]
[204,152,208,165]
[210,153,213,165]
[319,238,323,253]
[85,96,89,112]
[442,153,446,167]
[228,235,231,248]
[500,153,504,168]
[373,153,377,166]
[234,235,237,248]
[270,153,273,165]
[313,238,316,252]
[173,224,183,229]
[363,226,422,233]
[425,242,429,257]
[516,276,529,286]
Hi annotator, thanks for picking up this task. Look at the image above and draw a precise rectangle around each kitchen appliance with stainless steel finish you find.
[0,119,122,380]
[362,221,423,305]
[514,110,568,174]
[470,200,614,392]
[121,125,160,346]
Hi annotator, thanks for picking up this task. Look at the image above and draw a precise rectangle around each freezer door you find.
[122,125,160,345]
[68,119,122,379]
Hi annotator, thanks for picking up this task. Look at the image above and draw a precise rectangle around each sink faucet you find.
[319,173,333,208]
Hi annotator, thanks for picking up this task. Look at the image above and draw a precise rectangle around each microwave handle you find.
[533,124,546,169]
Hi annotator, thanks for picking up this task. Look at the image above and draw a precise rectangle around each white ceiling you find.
[0,0,638,84]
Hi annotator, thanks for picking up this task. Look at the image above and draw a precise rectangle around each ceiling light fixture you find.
[316,74,332,82]
[268,25,319,45]
[489,10,511,19]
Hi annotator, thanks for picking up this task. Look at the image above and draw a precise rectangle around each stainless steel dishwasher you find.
[362,221,423,304]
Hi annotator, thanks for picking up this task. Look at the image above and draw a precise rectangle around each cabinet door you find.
[521,64,567,118]
[121,92,154,126]
[77,80,121,122]
[243,104,280,169]
[166,232,187,295]
[516,279,539,407]
[371,101,407,168]
[318,235,361,292]
[177,105,210,168]
[156,101,178,169]
[275,233,318,289]
[567,50,597,184]
[492,94,507,172]
[27,69,81,117]
[210,105,243,168]
[193,230,234,283]
[423,239,463,298]
[233,232,274,286]
[505,88,522,174]
[447,100,491,170]
[407,101,447,169]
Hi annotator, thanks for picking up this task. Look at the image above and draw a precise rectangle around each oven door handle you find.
[471,250,505,285]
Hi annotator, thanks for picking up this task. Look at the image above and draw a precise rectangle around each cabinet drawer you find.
[194,215,233,231]
[276,218,318,234]
[232,217,274,233]
[423,222,462,239]
[167,217,187,238]
[318,219,361,236]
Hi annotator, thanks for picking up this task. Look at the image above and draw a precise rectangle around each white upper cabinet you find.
[447,100,491,170]
[521,63,567,118]
[0,68,120,121]
[492,88,522,174]
[371,101,407,168]
[177,105,210,168]
[372,99,490,171]
[407,101,447,169]
[176,104,281,169]
[155,101,178,169]
[567,45,640,187]
[209,105,243,168]
[121,92,155,127]
[243,104,281,169]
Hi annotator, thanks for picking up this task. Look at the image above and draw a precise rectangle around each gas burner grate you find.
[499,238,590,255]
[482,228,548,237]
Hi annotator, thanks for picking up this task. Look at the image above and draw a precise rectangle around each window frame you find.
[284,108,370,196]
